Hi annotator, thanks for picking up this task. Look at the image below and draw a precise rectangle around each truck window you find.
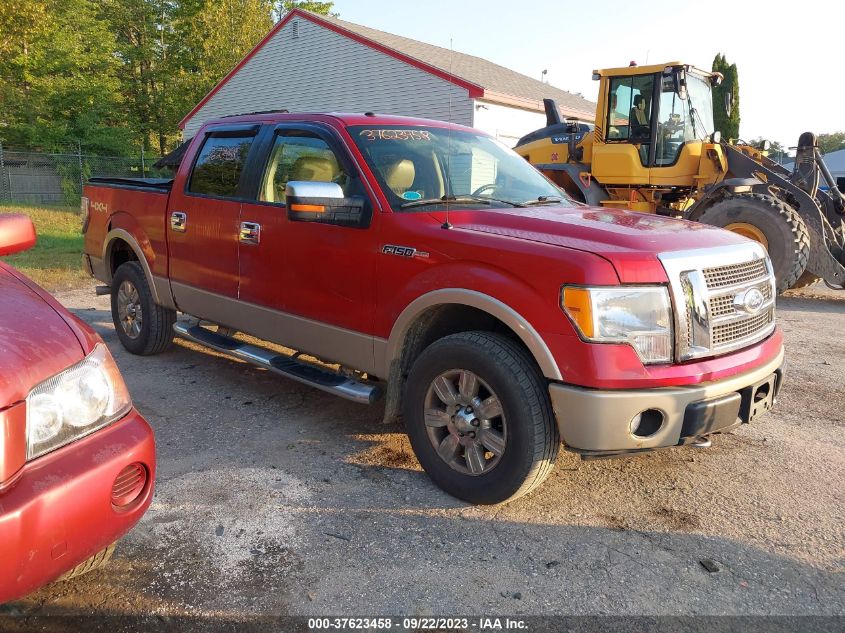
[259,132,351,204]
[188,134,255,197]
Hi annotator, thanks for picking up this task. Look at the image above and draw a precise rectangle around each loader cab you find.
[593,63,715,187]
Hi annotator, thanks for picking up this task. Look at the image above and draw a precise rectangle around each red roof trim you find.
[178,9,485,130]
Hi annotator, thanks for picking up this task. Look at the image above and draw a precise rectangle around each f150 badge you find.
[382,244,429,259]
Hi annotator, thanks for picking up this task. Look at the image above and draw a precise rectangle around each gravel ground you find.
[2,281,843,628]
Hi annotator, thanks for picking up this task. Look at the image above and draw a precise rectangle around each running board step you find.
[173,322,382,405]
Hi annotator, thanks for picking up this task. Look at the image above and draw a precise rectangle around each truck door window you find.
[188,134,256,197]
[259,132,351,204]
[606,75,654,143]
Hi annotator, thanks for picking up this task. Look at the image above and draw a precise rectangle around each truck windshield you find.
[348,125,571,211]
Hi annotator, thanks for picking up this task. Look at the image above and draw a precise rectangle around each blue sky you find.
[331,0,840,152]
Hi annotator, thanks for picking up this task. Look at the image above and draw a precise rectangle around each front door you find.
[592,73,655,185]
[237,124,379,371]
[167,125,260,319]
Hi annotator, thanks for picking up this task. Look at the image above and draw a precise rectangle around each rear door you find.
[167,124,260,316]
[236,123,380,370]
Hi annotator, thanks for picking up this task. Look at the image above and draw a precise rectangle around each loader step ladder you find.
[173,322,382,405]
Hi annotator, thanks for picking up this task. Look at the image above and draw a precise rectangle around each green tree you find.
[0,0,130,153]
[817,131,845,155]
[712,53,740,140]
[103,0,275,154]
[274,1,336,19]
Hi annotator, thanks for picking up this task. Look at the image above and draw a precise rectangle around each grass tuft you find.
[0,204,88,291]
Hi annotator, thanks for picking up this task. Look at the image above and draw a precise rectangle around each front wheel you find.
[403,331,559,504]
[55,543,116,581]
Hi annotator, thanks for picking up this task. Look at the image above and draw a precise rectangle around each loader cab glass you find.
[655,71,714,165]
[607,74,654,142]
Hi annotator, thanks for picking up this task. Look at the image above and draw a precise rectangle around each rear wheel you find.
[111,262,175,355]
[403,331,559,504]
[698,193,810,293]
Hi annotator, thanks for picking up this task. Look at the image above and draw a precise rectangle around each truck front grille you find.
[709,282,772,318]
[712,309,774,347]
[703,259,769,289]
[659,244,777,362]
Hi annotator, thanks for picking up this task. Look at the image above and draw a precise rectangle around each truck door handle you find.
[171,211,187,232]
[239,221,261,245]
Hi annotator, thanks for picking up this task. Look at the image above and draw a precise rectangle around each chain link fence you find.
[0,144,166,206]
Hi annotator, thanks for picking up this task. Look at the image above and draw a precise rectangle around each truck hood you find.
[0,265,85,408]
[441,205,751,283]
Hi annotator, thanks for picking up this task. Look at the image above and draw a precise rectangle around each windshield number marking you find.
[360,129,432,141]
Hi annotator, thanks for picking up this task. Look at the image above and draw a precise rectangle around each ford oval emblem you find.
[734,288,765,314]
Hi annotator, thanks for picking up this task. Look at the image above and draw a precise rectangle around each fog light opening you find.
[111,462,148,509]
[630,409,664,438]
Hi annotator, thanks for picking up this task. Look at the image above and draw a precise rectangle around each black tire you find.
[697,193,810,293]
[55,543,115,582]
[789,270,820,290]
[111,261,175,355]
[403,331,559,504]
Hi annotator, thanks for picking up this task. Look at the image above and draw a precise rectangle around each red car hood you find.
[0,265,85,408]
[444,205,751,283]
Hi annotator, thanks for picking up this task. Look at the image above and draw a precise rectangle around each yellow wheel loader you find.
[514,62,845,293]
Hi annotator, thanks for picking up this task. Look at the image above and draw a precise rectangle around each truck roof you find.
[202,112,482,133]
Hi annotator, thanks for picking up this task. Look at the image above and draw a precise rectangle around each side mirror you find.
[285,181,367,227]
[0,214,36,257]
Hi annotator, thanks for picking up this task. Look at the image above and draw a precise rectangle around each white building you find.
[179,9,595,147]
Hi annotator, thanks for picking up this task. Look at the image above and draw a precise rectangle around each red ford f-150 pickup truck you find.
[0,214,155,603]
[82,112,783,504]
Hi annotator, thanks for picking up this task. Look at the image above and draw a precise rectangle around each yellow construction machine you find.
[515,62,845,293]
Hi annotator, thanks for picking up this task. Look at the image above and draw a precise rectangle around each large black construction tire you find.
[55,543,116,582]
[111,261,176,355]
[403,331,559,505]
[788,270,820,290]
[698,193,810,293]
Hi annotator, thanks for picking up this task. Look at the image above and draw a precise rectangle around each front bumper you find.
[0,409,155,603]
[549,346,785,455]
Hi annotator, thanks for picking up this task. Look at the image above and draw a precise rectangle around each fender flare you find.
[102,228,169,306]
[384,288,562,381]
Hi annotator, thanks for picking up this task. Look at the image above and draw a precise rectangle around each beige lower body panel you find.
[171,282,380,376]
[549,347,785,452]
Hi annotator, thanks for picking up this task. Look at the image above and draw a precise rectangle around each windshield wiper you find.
[400,193,531,209]
[522,196,564,206]
[400,195,493,209]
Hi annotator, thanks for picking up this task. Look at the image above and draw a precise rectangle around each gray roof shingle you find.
[307,11,596,118]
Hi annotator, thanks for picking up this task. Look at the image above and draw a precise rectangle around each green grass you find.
[0,203,88,291]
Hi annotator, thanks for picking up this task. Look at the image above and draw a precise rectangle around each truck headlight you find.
[562,286,674,364]
[26,344,132,459]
